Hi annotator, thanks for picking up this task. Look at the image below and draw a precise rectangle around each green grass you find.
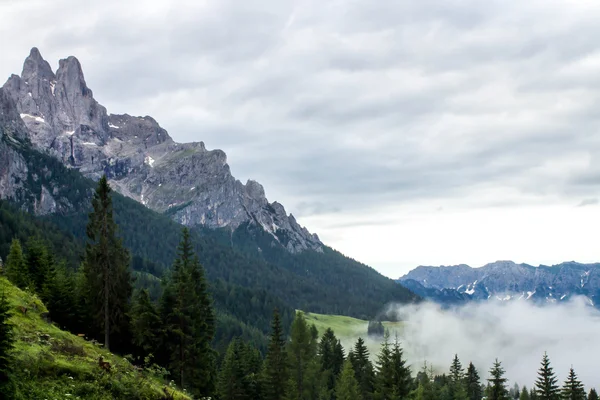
[1,277,191,400]
[302,310,403,339]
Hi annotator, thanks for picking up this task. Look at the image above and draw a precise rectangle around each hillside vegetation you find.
[0,277,189,400]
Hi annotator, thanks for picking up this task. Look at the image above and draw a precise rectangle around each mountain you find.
[2,47,320,254]
[0,48,418,349]
[398,260,600,307]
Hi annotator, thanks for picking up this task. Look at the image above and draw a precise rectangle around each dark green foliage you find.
[535,353,560,400]
[374,331,394,400]
[487,359,509,400]
[391,335,412,398]
[561,367,586,400]
[521,386,531,400]
[286,312,319,400]
[349,337,375,400]
[160,228,216,397]
[218,338,263,400]
[24,236,52,294]
[43,261,77,331]
[318,328,345,399]
[466,362,483,400]
[130,289,162,359]
[262,309,288,400]
[0,289,14,398]
[82,176,133,351]
[368,321,385,337]
[335,360,360,400]
[588,389,599,400]
[5,239,29,290]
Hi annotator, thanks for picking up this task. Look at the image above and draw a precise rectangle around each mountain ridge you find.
[398,260,600,307]
[2,47,321,254]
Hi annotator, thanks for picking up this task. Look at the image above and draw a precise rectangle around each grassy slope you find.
[302,310,403,339]
[1,277,190,400]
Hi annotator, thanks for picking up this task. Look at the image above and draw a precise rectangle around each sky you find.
[2,0,600,278]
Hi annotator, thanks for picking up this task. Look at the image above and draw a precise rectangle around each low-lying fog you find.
[350,298,600,390]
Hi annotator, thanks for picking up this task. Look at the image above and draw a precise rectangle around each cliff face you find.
[1,48,321,253]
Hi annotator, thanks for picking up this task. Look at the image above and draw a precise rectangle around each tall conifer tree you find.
[5,239,29,290]
[161,227,216,397]
[374,331,395,400]
[286,311,318,400]
[535,353,560,400]
[335,360,360,400]
[588,389,599,400]
[561,367,586,400]
[262,309,288,400]
[349,337,375,400]
[82,176,132,351]
[130,289,162,359]
[466,362,483,400]
[487,359,509,400]
[391,335,412,398]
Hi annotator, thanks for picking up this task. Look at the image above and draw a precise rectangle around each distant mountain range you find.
[398,261,600,308]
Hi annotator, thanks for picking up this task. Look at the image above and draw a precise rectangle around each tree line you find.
[0,176,597,399]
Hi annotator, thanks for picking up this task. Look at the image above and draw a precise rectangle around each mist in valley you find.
[341,298,600,391]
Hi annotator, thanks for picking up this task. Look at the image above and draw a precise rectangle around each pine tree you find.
[520,386,531,400]
[465,362,483,400]
[487,359,509,400]
[82,176,133,351]
[535,353,560,400]
[349,337,375,400]
[0,290,14,397]
[286,311,319,400]
[44,261,77,331]
[374,331,395,400]
[589,389,599,400]
[319,328,345,399]
[130,289,162,359]
[391,335,412,398]
[449,354,468,399]
[161,227,216,397]
[335,360,360,400]
[5,239,30,290]
[24,236,52,294]
[262,309,288,400]
[560,367,586,400]
[218,339,252,400]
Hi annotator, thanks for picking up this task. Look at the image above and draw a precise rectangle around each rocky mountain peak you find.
[1,48,323,254]
[22,47,55,83]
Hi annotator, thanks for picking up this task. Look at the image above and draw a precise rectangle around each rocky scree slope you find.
[1,47,321,253]
[399,260,600,307]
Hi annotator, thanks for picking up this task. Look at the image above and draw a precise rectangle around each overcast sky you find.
[2,0,600,278]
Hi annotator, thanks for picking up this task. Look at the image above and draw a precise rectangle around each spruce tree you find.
[466,362,483,400]
[374,330,395,400]
[335,360,360,400]
[0,290,14,397]
[589,389,599,400]
[44,261,77,331]
[391,335,412,398]
[349,337,375,400]
[218,339,252,400]
[561,367,586,400]
[449,354,468,399]
[487,359,509,400]
[5,239,29,290]
[82,176,132,351]
[319,328,345,399]
[130,289,162,359]
[535,353,560,400]
[520,386,531,400]
[24,236,52,294]
[286,311,318,400]
[161,227,216,397]
[262,309,288,400]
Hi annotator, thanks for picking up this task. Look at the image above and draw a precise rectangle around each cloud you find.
[385,299,600,390]
[577,198,598,207]
[3,0,600,273]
